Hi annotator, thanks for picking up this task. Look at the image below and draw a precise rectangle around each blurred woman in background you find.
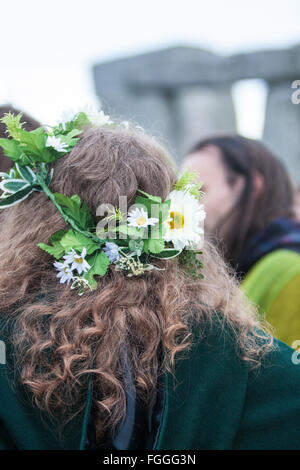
[184,135,300,347]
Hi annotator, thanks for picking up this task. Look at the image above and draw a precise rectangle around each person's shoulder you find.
[188,312,257,360]
[191,311,300,372]
[245,249,300,285]
[247,336,300,389]
[176,313,253,382]
[242,249,300,315]
[182,311,300,388]
[233,337,300,449]
[189,315,300,449]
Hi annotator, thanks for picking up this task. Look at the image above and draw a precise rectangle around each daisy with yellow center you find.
[53,261,75,284]
[63,247,91,275]
[127,207,159,229]
[164,190,206,250]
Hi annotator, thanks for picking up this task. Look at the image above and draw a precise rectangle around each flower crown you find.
[0,109,206,295]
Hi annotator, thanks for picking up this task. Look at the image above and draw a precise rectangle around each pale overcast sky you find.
[1,0,300,137]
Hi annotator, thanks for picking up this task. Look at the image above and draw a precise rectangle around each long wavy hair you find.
[0,126,271,443]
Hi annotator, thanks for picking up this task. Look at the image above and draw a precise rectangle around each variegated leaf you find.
[0,179,30,194]
[0,186,34,208]
[15,163,36,183]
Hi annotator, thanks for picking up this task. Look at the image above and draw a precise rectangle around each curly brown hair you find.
[0,126,271,443]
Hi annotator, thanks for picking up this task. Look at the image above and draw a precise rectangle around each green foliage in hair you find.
[173,169,204,200]
[0,112,24,140]
[179,249,204,279]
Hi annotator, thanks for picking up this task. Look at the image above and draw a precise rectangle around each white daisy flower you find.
[46,136,68,153]
[127,207,159,229]
[85,107,113,127]
[163,190,206,250]
[63,247,91,275]
[53,261,75,284]
[57,106,113,130]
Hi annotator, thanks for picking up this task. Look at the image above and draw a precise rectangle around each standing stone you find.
[93,47,236,162]
[263,81,300,185]
[93,44,300,177]
[175,85,236,157]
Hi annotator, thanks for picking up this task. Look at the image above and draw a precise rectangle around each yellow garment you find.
[241,249,300,347]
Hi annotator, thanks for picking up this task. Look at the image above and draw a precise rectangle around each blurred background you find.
[1,0,300,182]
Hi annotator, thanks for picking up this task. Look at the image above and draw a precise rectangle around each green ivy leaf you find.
[19,127,45,153]
[18,127,54,163]
[84,271,97,289]
[0,138,22,161]
[143,238,165,254]
[92,251,110,276]
[84,251,110,288]
[115,224,145,239]
[137,189,162,203]
[134,196,152,214]
[54,113,89,135]
[60,229,101,255]
[19,154,33,166]
[37,229,66,259]
[73,112,90,129]
[54,193,94,230]
[57,128,82,149]
[157,201,171,227]
[54,193,79,210]
[38,243,64,259]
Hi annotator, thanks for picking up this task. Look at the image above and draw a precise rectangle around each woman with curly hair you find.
[1,115,300,450]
